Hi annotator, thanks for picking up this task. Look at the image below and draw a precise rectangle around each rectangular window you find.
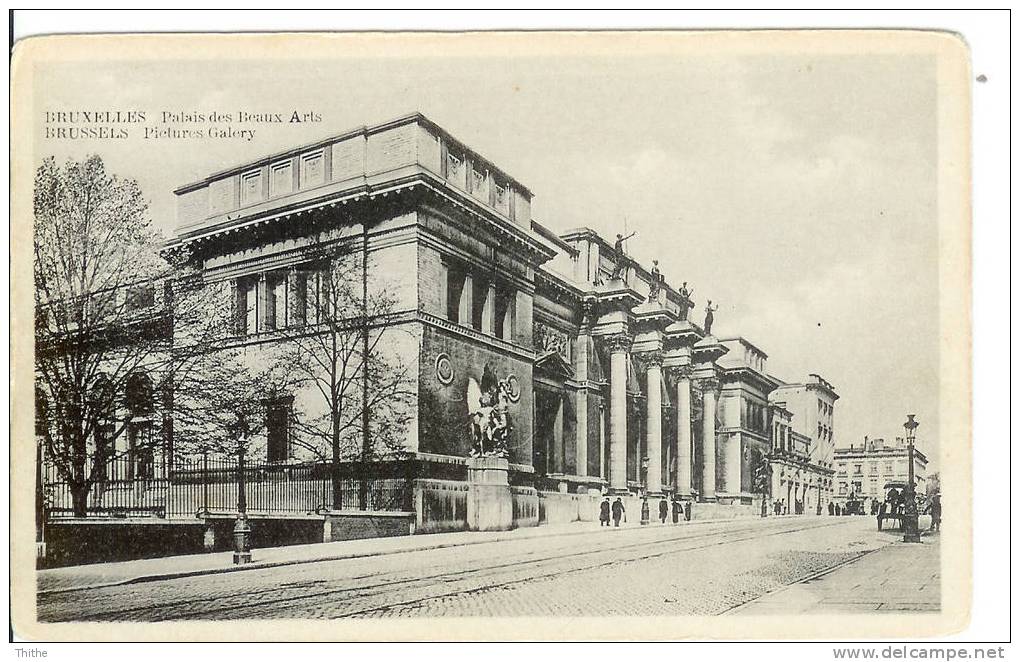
[270,161,293,196]
[124,284,155,313]
[470,277,487,331]
[446,268,466,323]
[493,181,509,213]
[264,272,287,331]
[240,170,264,205]
[128,420,154,480]
[266,398,292,463]
[236,277,259,335]
[471,168,487,201]
[306,271,321,325]
[447,153,464,188]
[291,272,308,327]
[300,150,325,188]
[94,425,114,482]
[494,288,515,340]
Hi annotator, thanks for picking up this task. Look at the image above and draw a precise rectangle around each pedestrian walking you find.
[640,497,650,525]
[828,501,835,516]
[929,493,941,532]
[611,497,625,527]
[684,499,693,521]
[671,498,682,524]
[599,497,611,527]
[658,497,669,524]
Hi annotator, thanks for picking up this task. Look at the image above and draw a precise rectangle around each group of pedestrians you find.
[598,496,691,527]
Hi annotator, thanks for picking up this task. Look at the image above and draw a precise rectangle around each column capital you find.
[580,295,600,329]
[665,364,694,384]
[636,349,664,369]
[697,376,721,392]
[605,333,633,354]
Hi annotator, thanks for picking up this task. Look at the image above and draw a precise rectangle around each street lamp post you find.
[229,414,253,564]
[902,414,921,543]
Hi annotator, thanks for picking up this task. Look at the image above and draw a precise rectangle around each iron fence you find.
[43,455,413,520]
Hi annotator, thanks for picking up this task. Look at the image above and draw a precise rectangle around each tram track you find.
[41,517,851,621]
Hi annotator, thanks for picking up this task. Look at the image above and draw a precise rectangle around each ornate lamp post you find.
[228,413,253,564]
[902,414,921,543]
[640,456,651,525]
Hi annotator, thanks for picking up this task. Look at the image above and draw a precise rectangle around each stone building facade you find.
[834,437,928,510]
[158,112,840,523]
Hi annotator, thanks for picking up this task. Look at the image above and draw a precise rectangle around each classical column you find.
[644,352,664,495]
[607,334,631,494]
[724,432,741,494]
[574,334,590,479]
[673,365,693,496]
[575,390,588,479]
[700,377,719,501]
[552,395,564,474]
[481,283,496,335]
[459,274,473,323]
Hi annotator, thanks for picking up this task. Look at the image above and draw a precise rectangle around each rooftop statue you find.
[609,231,635,281]
[648,259,664,302]
[704,300,719,336]
[678,281,694,320]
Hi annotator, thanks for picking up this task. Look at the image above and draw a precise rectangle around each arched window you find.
[125,372,155,479]
[90,375,116,481]
[125,372,154,416]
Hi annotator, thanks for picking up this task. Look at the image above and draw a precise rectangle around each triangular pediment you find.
[534,351,574,379]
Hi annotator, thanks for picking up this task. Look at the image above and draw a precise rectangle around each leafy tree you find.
[33,155,224,516]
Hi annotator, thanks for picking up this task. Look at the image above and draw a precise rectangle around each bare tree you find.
[33,155,225,517]
[278,243,416,510]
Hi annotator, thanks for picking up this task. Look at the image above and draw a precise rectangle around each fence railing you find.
[43,456,413,520]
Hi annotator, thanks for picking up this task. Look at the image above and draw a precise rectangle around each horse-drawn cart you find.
[877,481,907,531]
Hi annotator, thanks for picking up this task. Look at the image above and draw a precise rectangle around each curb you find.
[38,514,842,595]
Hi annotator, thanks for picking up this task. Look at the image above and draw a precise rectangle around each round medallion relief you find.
[435,353,454,385]
[503,374,521,403]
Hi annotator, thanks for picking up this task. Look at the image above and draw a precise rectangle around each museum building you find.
[155,112,838,527]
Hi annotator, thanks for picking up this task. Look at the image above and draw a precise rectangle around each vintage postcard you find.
[10,30,971,641]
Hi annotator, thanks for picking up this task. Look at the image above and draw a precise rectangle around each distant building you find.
[834,437,928,506]
[768,374,839,512]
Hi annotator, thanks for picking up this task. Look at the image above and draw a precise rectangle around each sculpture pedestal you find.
[466,456,513,532]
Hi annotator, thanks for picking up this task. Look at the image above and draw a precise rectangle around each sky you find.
[32,38,941,464]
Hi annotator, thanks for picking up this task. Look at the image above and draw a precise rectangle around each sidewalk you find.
[730,532,941,613]
[38,515,739,595]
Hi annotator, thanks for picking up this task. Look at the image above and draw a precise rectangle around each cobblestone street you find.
[38,516,932,621]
